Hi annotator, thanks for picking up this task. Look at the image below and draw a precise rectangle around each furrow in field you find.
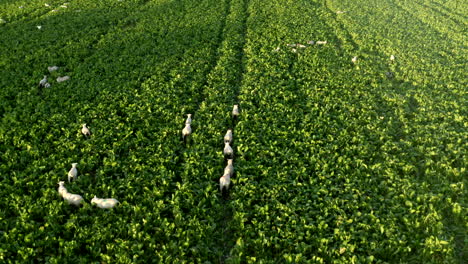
[393,0,466,45]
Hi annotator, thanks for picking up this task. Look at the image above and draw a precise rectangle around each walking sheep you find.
[68,163,78,183]
[224,159,234,177]
[224,142,234,159]
[181,123,192,144]
[39,76,48,88]
[81,124,91,138]
[58,181,83,206]
[224,129,233,144]
[219,173,231,197]
[91,196,119,209]
[232,105,239,120]
[185,114,192,125]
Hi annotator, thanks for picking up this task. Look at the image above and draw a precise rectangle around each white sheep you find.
[224,142,234,158]
[307,40,315,45]
[68,163,78,183]
[81,124,91,137]
[58,181,67,196]
[91,196,119,209]
[48,66,59,72]
[316,41,327,45]
[297,44,306,48]
[44,82,51,88]
[181,123,192,143]
[44,3,50,7]
[39,76,47,87]
[352,56,358,63]
[37,25,42,30]
[390,54,395,61]
[224,159,234,177]
[232,105,239,120]
[273,47,280,52]
[219,173,231,194]
[62,192,84,206]
[185,114,192,125]
[336,10,347,14]
[57,76,70,82]
[224,129,233,144]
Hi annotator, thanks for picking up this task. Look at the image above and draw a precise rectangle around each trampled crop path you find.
[0,0,466,263]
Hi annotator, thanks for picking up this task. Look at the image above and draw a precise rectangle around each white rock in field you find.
[224,159,234,177]
[316,41,327,45]
[352,56,358,63]
[81,124,91,137]
[390,54,395,61]
[91,196,119,209]
[307,40,315,45]
[219,173,231,192]
[68,163,78,183]
[62,192,84,206]
[224,142,234,158]
[58,181,68,196]
[181,123,191,143]
[185,114,192,125]
[224,129,233,144]
[37,25,42,30]
[57,76,70,82]
[232,104,239,119]
[39,75,48,87]
[48,66,59,72]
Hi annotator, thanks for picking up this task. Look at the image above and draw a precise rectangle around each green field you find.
[0,0,466,263]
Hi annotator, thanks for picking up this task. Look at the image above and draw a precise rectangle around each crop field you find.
[0,0,466,263]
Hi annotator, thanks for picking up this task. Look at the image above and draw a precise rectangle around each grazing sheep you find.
[62,192,84,206]
[273,47,280,52]
[352,56,358,64]
[291,48,297,53]
[45,3,50,7]
[44,82,51,88]
[336,10,347,14]
[224,142,234,158]
[57,76,70,82]
[91,196,119,209]
[307,40,315,45]
[0,18,6,24]
[185,114,192,125]
[224,159,234,177]
[48,66,59,72]
[219,173,231,196]
[37,25,42,30]
[232,105,239,120]
[81,124,91,137]
[68,163,78,183]
[39,76,48,87]
[316,41,327,45]
[390,55,395,61]
[297,44,306,48]
[181,123,192,143]
[224,129,233,144]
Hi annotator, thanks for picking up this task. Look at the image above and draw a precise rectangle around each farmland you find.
[0,0,466,263]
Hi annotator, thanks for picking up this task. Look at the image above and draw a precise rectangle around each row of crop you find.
[0,0,231,262]
[224,0,465,262]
